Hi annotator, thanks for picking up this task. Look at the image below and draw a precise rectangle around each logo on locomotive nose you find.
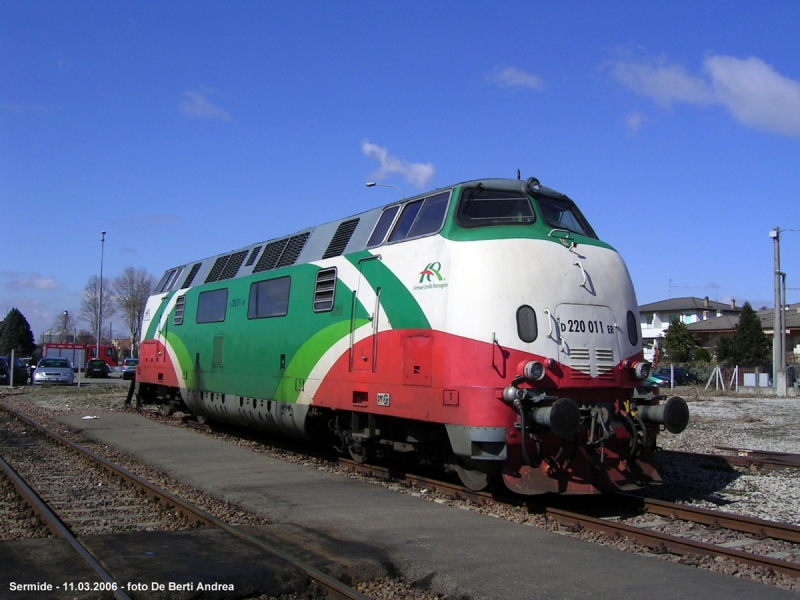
[419,262,444,283]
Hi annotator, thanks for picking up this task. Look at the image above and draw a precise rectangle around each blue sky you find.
[2,1,799,339]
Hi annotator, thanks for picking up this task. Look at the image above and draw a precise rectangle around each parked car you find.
[85,359,110,378]
[122,358,139,381]
[33,357,75,385]
[655,366,699,385]
[0,357,29,385]
[646,371,674,387]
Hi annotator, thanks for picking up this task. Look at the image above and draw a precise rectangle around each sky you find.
[2,1,799,339]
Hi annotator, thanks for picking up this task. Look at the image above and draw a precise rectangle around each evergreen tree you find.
[0,308,36,356]
[663,318,697,363]
[715,302,771,367]
[738,302,770,366]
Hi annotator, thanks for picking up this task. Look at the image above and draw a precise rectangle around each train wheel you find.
[160,401,174,417]
[347,438,372,464]
[455,457,500,492]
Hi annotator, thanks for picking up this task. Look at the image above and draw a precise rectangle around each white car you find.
[33,357,75,385]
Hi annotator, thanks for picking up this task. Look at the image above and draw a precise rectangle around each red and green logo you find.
[419,262,444,283]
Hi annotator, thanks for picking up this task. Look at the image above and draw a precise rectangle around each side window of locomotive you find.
[197,289,228,323]
[517,305,538,343]
[456,188,534,227]
[388,200,423,242]
[535,195,597,239]
[367,205,400,248]
[407,192,450,238]
[248,276,291,319]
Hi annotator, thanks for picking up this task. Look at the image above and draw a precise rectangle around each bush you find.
[693,347,711,363]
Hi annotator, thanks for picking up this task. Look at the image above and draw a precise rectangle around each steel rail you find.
[544,506,800,578]
[638,496,800,543]
[715,446,800,470]
[0,455,133,600]
[0,405,369,600]
[662,448,800,472]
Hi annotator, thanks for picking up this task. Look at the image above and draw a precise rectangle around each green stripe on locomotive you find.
[161,263,358,400]
[158,253,431,404]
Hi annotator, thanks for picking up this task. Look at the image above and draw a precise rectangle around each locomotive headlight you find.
[632,361,651,380]
[523,360,546,380]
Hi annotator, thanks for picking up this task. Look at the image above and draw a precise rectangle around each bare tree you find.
[80,276,117,343]
[49,310,77,342]
[112,267,155,357]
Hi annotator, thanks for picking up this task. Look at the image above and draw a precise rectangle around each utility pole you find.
[770,227,787,396]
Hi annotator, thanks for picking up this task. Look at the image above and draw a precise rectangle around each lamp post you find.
[771,227,787,396]
[97,231,106,359]
[365,182,404,199]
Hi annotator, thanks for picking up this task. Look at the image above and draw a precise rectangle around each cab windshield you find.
[456,187,535,227]
[535,194,596,238]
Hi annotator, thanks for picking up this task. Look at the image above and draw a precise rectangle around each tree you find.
[79,275,117,343]
[693,346,711,363]
[0,308,36,356]
[49,310,77,342]
[112,267,155,357]
[716,302,771,367]
[663,318,697,363]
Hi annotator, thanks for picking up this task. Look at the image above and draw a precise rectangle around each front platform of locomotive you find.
[441,178,689,494]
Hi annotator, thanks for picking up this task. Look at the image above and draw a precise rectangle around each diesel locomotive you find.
[135,177,689,494]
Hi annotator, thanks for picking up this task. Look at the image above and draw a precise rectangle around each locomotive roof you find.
[152,177,571,294]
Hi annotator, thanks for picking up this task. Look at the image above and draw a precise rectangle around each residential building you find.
[639,296,741,361]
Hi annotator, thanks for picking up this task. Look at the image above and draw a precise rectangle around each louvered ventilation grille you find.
[181,263,202,289]
[569,348,617,380]
[569,348,592,379]
[253,239,288,273]
[205,256,230,283]
[313,268,337,312]
[245,246,262,266]
[219,250,247,280]
[322,219,359,259]
[174,296,186,325]
[276,232,310,268]
[596,348,616,381]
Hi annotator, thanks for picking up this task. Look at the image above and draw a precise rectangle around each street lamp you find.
[366,182,404,199]
[97,231,106,359]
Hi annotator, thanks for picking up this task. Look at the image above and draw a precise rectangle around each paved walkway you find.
[55,412,794,600]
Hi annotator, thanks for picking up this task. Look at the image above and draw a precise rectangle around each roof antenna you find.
[517,169,521,180]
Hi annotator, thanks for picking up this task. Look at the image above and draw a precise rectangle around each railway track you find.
[0,405,370,600]
[130,405,800,582]
[340,458,800,580]
[12,396,800,590]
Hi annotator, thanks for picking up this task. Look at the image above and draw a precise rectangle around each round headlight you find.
[523,360,546,380]
[633,361,651,380]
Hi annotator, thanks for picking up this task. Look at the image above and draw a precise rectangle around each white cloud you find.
[705,55,800,137]
[486,66,544,90]
[610,58,712,106]
[610,54,800,137]
[1,271,60,291]
[625,112,647,134]
[362,141,435,188]
[181,90,233,122]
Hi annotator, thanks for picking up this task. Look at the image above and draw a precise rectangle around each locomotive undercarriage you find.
[131,380,688,494]
[499,384,690,494]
